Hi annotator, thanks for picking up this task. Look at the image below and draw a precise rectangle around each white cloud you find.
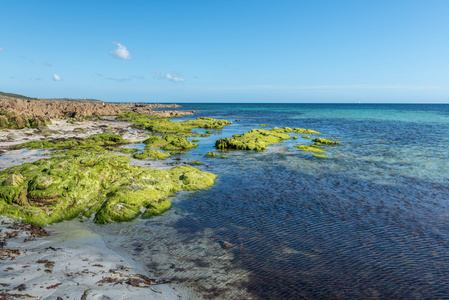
[153,71,185,83]
[110,42,131,60]
[53,74,62,81]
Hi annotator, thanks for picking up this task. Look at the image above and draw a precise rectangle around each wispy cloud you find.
[43,61,52,67]
[0,47,4,52]
[153,71,185,83]
[110,42,131,60]
[53,74,62,81]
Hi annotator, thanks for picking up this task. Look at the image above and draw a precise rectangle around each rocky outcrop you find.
[0,97,195,129]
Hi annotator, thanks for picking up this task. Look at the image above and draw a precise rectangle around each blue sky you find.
[1,0,448,103]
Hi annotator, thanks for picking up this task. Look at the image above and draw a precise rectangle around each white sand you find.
[0,219,199,299]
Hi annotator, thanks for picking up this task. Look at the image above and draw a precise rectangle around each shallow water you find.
[92,104,449,299]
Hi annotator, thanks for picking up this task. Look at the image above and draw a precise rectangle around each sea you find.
[91,103,449,299]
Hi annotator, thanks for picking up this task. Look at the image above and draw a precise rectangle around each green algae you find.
[220,155,227,159]
[133,150,171,160]
[215,127,320,152]
[143,135,197,151]
[313,154,329,158]
[215,128,289,151]
[14,133,129,151]
[294,145,325,154]
[205,152,220,157]
[117,113,232,137]
[302,135,310,139]
[192,139,200,143]
[259,124,270,127]
[312,138,340,145]
[0,153,217,226]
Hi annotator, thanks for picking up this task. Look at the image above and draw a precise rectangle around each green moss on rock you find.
[312,138,340,145]
[294,145,325,153]
[117,113,232,137]
[215,127,320,151]
[215,128,292,151]
[205,152,220,157]
[133,150,171,160]
[0,153,217,226]
[143,135,197,151]
[14,133,129,151]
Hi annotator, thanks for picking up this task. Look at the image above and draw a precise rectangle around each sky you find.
[1,0,448,103]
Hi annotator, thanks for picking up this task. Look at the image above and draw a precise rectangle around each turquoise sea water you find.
[93,104,449,299]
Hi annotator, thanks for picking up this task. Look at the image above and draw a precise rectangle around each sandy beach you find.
[0,218,198,299]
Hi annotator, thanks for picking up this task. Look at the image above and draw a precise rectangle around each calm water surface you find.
[93,104,449,299]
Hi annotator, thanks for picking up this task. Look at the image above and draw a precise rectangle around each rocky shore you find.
[0,97,206,299]
[0,96,196,130]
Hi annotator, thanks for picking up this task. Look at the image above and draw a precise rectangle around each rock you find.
[29,116,48,128]
[40,129,59,136]
[133,150,171,160]
[219,241,234,250]
[312,138,340,145]
[294,145,325,153]
[205,152,220,157]
[0,153,218,225]
[8,115,29,129]
[0,115,9,128]
[6,133,19,140]
[73,127,88,133]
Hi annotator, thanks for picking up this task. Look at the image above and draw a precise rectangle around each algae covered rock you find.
[313,154,329,158]
[15,133,128,151]
[133,150,171,160]
[118,113,232,137]
[143,135,197,151]
[215,127,320,151]
[294,145,325,154]
[205,152,220,157]
[215,128,293,151]
[0,153,217,226]
[312,138,340,145]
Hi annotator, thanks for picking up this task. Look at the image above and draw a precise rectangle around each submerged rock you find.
[294,145,325,154]
[0,153,217,226]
